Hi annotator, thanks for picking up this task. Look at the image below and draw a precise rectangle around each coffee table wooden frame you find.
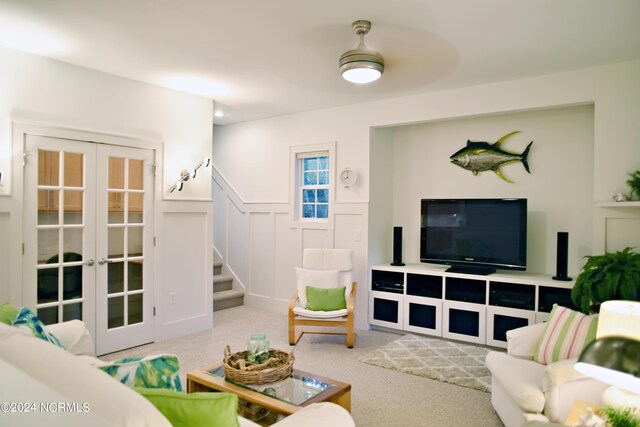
[187,362,351,417]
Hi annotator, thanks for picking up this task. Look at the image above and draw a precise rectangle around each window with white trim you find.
[299,153,329,220]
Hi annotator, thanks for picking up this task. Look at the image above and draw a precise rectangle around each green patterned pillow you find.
[534,304,598,365]
[134,387,240,427]
[98,354,183,392]
[11,306,65,349]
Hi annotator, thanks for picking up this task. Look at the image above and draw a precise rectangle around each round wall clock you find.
[340,167,358,187]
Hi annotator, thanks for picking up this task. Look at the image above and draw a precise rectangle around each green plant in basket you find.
[571,247,640,314]
[601,405,640,427]
[627,170,640,201]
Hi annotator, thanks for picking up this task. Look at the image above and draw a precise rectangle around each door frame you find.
[13,121,163,348]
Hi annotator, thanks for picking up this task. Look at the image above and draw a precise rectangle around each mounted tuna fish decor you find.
[450,131,533,183]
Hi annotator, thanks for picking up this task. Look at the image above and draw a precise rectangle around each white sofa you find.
[485,322,608,427]
[0,320,354,427]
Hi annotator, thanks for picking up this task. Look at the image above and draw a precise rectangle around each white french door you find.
[24,135,155,355]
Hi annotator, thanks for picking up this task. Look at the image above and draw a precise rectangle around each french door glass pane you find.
[62,265,82,300]
[63,152,83,187]
[63,303,82,322]
[38,150,59,186]
[108,227,124,258]
[109,157,125,190]
[63,190,83,224]
[38,229,58,264]
[128,159,143,190]
[128,293,143,325]
[37,306,58,325]
[108,262,125,294]
[37,268,58,304]
[128,227,143,256]
[63,228,83,255]
[128,261,143,291]
[108,296,124,329]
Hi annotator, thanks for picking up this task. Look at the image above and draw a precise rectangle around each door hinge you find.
[22,243,25,254]
[23,152,33,167]
[151,164,157,176]
[153,236,156,247]
[153,306,156,316]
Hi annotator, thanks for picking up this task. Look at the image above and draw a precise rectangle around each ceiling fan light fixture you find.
[339,20,384,84]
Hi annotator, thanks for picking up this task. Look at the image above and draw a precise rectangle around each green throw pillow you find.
[134,387,240,427]
[98,354,183,392]
[306,286,347,311]
[11,306,65,349]
[0,303,19,325]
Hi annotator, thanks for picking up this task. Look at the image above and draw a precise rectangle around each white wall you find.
[387,105,595,275]
[213,60,640,329]
[0,46,214,343]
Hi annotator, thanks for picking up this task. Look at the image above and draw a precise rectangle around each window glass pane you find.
[302,204,315,218]
[317,204,329,219]
[63,228,83,256]
[303,171,317,185]
[38,190,59,225]
[318,171,329,185]
[317,189,328,203]
[63,190,83,224]
[318,156,329,170]
[302,189,315,203]
[128,193,143,223]
[303,158,317,171]
[109,157,125,190]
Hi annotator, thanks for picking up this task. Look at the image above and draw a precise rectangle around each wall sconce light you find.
[169,158,211,193]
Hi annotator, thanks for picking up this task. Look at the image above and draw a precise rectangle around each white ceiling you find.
[1,0,639,125]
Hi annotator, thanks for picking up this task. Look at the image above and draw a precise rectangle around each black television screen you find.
[420,198,527,275]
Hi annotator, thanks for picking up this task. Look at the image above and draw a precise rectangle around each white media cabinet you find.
[368,263,576,348]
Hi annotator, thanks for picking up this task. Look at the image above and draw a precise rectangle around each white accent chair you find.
[485,322,608,426]
[288,249,357,348]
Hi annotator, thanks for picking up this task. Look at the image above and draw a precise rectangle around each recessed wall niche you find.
[369,104,595,276]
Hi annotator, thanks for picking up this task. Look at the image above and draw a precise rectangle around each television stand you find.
[445,264,496,276]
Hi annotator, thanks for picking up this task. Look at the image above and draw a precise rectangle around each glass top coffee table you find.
[187,361,351,422]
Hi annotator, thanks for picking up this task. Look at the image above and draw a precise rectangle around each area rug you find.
[359,334,494,392]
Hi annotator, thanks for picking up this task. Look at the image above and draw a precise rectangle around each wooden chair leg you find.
[346,315,355,348]
[288,310,296,345]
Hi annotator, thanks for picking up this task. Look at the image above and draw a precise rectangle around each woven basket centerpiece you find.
[223,345,294,385]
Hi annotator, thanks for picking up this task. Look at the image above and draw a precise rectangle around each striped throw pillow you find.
[534,304,598,365]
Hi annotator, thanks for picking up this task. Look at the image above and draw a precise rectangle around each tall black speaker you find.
[391,226,405,266]
[552,232,572,281]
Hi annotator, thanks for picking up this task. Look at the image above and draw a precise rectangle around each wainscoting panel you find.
[212,177,226,261]
[158,202,213,341]
[249,212,275,298]
[302,228,332,249]
[274,213,300,302]
[0,212,9,303]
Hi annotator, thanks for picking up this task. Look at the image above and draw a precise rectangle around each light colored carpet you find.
[102,306,503,427]
[359,334,493,393]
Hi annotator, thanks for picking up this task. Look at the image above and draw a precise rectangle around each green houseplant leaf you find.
[571,247,640,314]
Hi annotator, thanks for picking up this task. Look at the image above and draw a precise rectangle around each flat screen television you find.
[420,198,527,275]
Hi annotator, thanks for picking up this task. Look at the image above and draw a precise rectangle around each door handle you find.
[84,259,95,267]
[98,258,113,265]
